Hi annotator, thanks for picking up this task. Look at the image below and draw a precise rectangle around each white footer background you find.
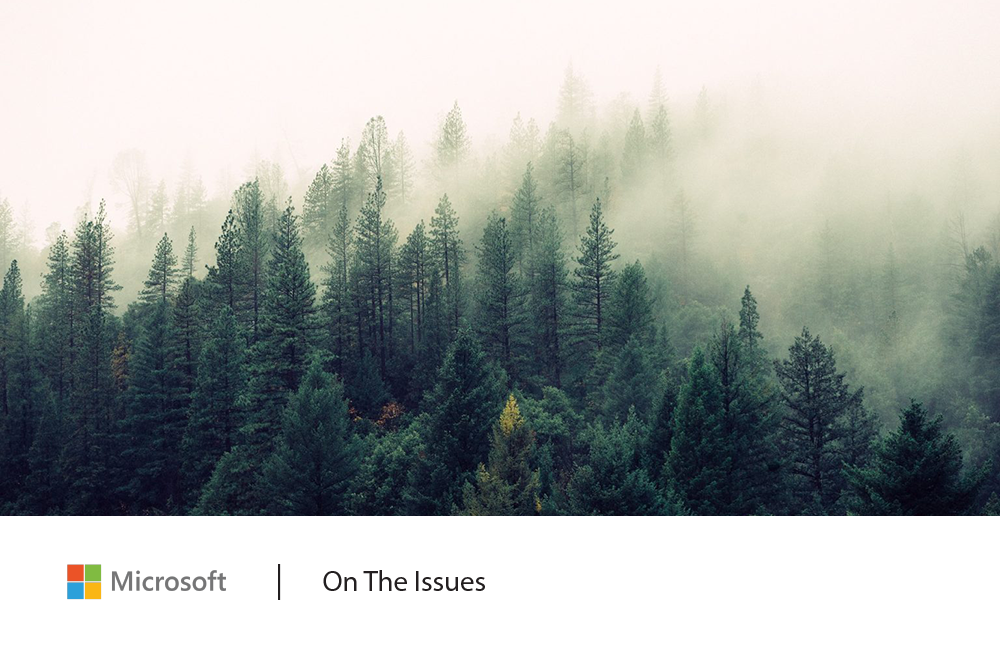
[3,517,993,648]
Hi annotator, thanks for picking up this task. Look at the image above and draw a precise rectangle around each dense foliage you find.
[1,72,997,515]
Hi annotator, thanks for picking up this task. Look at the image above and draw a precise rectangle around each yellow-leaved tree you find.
[460,394,541,515]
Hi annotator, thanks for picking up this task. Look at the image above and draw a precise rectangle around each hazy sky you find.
[2,0,998,241]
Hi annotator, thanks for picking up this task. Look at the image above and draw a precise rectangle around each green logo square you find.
[85,564,101,582]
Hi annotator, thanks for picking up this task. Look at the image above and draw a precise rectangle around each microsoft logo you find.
[68,564,101,600]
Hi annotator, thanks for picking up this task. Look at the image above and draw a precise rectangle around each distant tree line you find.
[1,68,998,515]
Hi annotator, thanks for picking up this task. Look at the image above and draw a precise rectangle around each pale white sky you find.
[1,0,998,241]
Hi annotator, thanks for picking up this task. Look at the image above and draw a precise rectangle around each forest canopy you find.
[1,66,998,516]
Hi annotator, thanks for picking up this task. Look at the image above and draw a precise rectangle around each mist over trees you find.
[1,66,998,515]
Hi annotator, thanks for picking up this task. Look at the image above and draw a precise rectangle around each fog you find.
[3,1,999,239]
[3,1,1000,516]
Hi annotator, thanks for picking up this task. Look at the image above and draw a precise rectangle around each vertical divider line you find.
[278,563,281,601]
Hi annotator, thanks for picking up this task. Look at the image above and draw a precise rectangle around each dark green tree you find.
[261,361,361,515]
[567,412,668,515]
[847,401,984,515]
[141,233,179,306]
[573,198,619,353]
[476,211,527,376]
[406,330,505,514]
[774,327,854,513]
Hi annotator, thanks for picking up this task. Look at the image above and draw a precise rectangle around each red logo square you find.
[67,564,84,582]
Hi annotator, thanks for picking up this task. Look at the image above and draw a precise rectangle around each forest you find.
[1,67,999,516]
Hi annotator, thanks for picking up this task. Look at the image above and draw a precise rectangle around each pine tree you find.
[567,412,668,515]
[359,116,391,195]
[621,109,647,184]
[671,191,696,292]
[141,233,179,306]
[172,276,200,400]
[183,226,198,278]
[246,199,318,438]
[232,180,268,342]
[435,101,471,173]
[147,180,170,234]
[261,361,360,515]
[119,301,186,513]
[354,177,396,377]
[847,401,984,515]
[709,319,780,514]
[0,261,30,505]
[321,203,353,374]
[648,69,674,167]
[476,211,527,376]
[37,232,75,403]
[461,395,541,515]
[181,308,245,508]
[551,129,587,241]
[392,131,416,205]
[573,198,619,353]
[529,208,568,386]
[0,197,14,272]
[601,336,660,425]
[556,64,593,134]
[398,222,431,355]
[430,194,464,335]
[774,327,854,513]
[607,260,655,347]
[64,200,122,514]
[510,163,542,276]
[206,210,241,314]
[665,348,730,514]
[331,139,355,214]
[406,330,505,514]
[302,163,335,245]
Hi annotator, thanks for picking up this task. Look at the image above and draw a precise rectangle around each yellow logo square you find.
[85,582,101,600]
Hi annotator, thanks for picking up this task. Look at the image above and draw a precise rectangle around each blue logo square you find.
[67,582,84,599]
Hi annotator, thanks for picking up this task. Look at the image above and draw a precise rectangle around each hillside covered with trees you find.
[1,68,998,516]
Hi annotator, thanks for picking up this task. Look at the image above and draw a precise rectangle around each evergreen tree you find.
[573,198,619,353]
[430,194,464,335]
[476,211,527,376]
[120,301,186,513]
[0,262,30,505]
[398,221,431,355]
[607,260,655,347]
[232,180,268,342]
[183,226,198,278]
[461,395,541,515]
[331,139,355,214]
[435,101,471,173]
[392,131,416,205]
[510,163,542,275]
[146,180,170,234]
[302,163,335,245]
[847,401,984,515]
[774,327,854,513]
[665,348,729,514]
[354,177,396,377]
[245,199,318,439]
[206,210,240,314]
[321,203,353,374]
[567,412,668,515]
[37,232,75,403]
[406,330,505,514]
[141,233,179,306]
[64,200,122,514]
[529,208,568,386]
[181,308,245,508]
[708,319,780,514]
[261,361,360,515]
[621,109,647,184]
